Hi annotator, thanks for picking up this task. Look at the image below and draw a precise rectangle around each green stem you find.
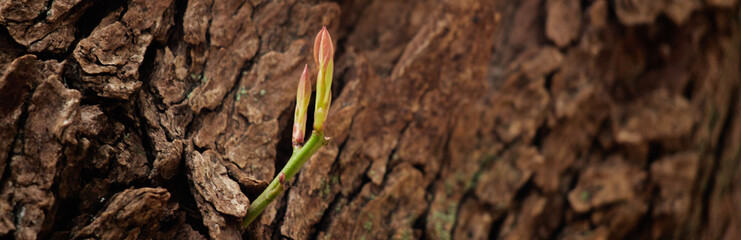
[241,131,328,228]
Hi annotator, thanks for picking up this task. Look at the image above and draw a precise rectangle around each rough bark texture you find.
[0,0,740,239]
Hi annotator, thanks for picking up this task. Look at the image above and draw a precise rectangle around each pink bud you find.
[313,26,334,72]
[313,27,334,133]
[278,172,286,188]
[279,172,285,184]
[293,65,312,146]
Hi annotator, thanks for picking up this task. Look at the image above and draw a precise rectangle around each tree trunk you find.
[0,0,739,239]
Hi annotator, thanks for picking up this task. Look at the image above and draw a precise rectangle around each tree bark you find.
[0,0,739,239]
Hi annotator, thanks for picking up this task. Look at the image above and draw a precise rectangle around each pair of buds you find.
[292,26,334,148]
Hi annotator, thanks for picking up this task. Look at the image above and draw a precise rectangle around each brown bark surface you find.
[0,0,740,239]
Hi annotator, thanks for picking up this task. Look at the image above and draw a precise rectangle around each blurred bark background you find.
[0,0,740,239]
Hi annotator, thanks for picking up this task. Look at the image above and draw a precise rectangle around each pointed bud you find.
[313,27,334,133]
[313,26,334,71]
[293,65,312,147]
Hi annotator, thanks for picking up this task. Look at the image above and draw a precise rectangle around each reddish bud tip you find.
[299,65,311,94]
[313,26,334,70]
